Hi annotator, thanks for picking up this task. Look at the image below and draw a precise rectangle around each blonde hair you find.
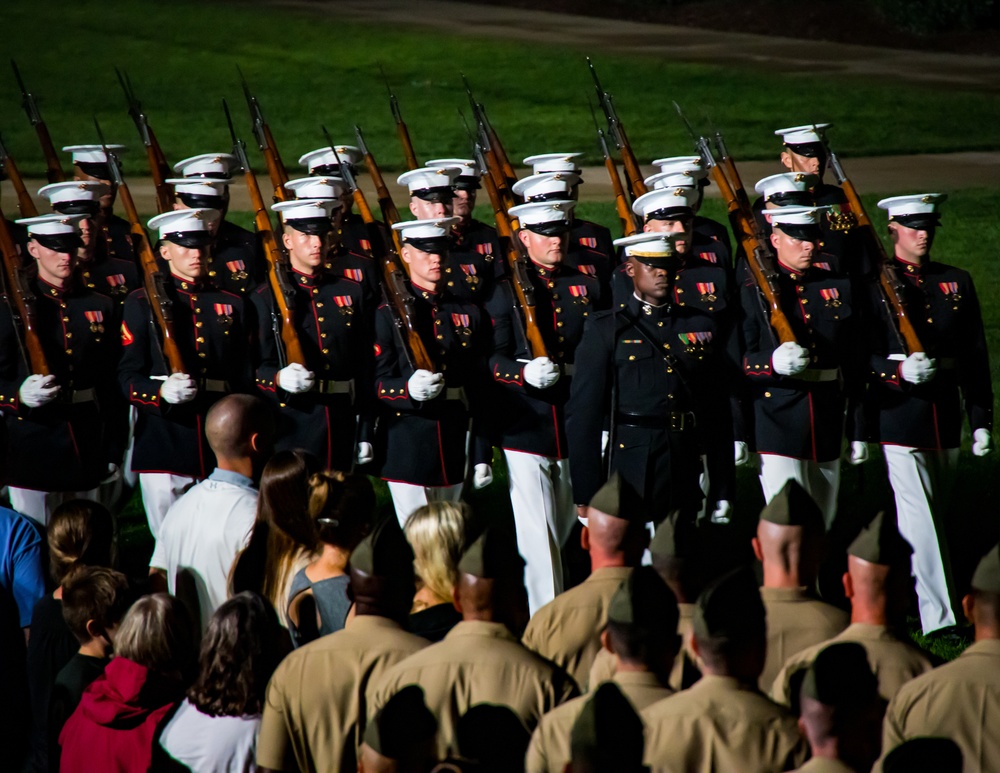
[114,593,196,681]
[404,501,471,604]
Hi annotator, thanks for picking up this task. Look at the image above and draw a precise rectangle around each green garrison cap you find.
[607,566,677,634]
[882,738,963,773]
[570,682,646,772]
[800,642,878,706]
[847,511,913,566]
[649,510,697,561]
[457,526,525,580]
[693,566,766,641]
[363,685,437,759]
[759,479,823,529]
[588,471,645,521]
[350,513,414,577]
[972,542,1000,593]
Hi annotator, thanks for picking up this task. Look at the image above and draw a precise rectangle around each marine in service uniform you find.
[251,198,375,471]
[118,209,253,537]
[373,217,493,522]
[868,193,993,634]
[62,144,136,266]
[741,204,867,526]
[283,175,381,308]
[486,199,603,613]
[567,229,735,527]
[426,157,505,302]
[0,215,118,524]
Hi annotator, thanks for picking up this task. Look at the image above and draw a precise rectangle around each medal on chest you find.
[105,273,129,298]
[214,303,234,331]
[343,268,364,283]
[696,282,717,303]
[460,264,480,287]
[820,287,842,308]
[827,202,858,232]
[474,243,494,262]
[333,295,354,323]
[679,330,713,358]
[939,281,961,309]
[226,260,249,282]
[569,284,590,305]
[451,312,472,346]
[84,310,105,336]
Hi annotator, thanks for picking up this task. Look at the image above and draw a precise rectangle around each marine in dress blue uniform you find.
[373,217,493,523]
[251,198,376,472]
[741,205,867,527]
[567,232,735,529]
[869,193,993,634]
[118,208,253,537]
[486,199,604,613]
[1,214,118,524]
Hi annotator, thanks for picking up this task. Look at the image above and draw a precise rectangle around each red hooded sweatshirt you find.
[58,657,184,772]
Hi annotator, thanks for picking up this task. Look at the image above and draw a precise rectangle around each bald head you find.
[844,556,911,626]
[754,521,819,588]
[582,508,649,569]
[455,572,529,636]
[204,394,274,470]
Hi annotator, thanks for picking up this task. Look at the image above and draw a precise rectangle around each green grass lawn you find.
[2,0,1000,179]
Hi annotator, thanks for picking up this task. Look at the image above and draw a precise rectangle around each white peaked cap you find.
[15,213,86,236]
[38,181,109,206]
[613,232,680,258]
[62,144,127,164]
[523,153,583,174]
[298,145,364,171]
[148,208,220,238]
[764,205,830,228]
[172,153,238,178]
[876,193,947,218]
[754,172,817,199]
[397,166,462,193]
[508,200,576,229]
[284,176,348,202]
[631,187,698,218]
[391,216,461,242]
[271,198,336,220]
[512,172,581,200]
[165,178,229,198]
[773,124,831,145]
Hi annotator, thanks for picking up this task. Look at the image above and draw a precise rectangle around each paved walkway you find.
[269,0,1000,92]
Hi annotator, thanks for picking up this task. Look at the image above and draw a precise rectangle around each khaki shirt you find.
[643,674,808,773]
[256,615,429,773]
[771,623,934,706]
[589,602,701,692]
[526,670,673,773]
[883,639,1000,773]
[760,586,850,692]
[371,620,580,758]
[792,758,857,773]
[522,566,634,689]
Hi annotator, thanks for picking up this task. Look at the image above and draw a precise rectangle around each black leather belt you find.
[616,411,696,431]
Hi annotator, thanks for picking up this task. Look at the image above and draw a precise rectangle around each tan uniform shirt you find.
[371,620,580,759]
[522,565,633,689]
[589,602,701,692]
[526,670,673,773]
[760,586,850,692]
[883,639,1000,773]
[771,623,934,706]
[642,674,808,773]
[791,758,857,773]
[256,615,429,773]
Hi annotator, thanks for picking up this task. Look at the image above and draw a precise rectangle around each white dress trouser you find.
[8,487,100,527]
[140,473,197,540]
[504,449,575,616]
[388,482,464,527]
[883,444,959,634]
[759,454,842,528]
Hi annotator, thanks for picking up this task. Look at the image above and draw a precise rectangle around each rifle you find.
[238,67,289,201]
[711,126,751,213]
[590,99,637,237]
[462,76,518,200]
[0,133,39,217]
[354,125,402,236]
[326,126,434,373]
[587,57,647,201]
[380,64,419,171]
[675,104,797,346]
[475,143,550,360]
[95,119,186,374]
[11,60,65,184]
[116,68,174,214]
[816,127,924,355]
[0,203,49,375]
[225,100,305,368]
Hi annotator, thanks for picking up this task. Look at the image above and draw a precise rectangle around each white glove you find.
[101,463,122,484]
[356,441,374,465]
[523,357,561,389]
[710,500,732,525]
[848,441,869,465]
[734,441,750,466]
[19,374,60,408]
[159,373,197,404]
[277,363,315,394]
[473,463,493,489]
[899,352,937,385]
[771,342,810,376]
[407,369,444,401]
[973,428,993,457]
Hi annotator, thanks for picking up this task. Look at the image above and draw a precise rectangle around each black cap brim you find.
[412,187,456,203]
[75,162,113,180]
[784,142,826,159]
[891,214,941,230]
[775,224,822,241]
[32,234,82,253]
[162,232,212,248]
[645,207,694,222]
[177,193,225,210]
[286,217,333,236]
[525,221,571,237]
[53,202,102,217]
[403,236,450,253]
[766,192,812,207]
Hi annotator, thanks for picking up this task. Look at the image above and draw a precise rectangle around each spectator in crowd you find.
[26,499,114,772]
[156,592,287,772]
[287,470,375,647]
[358,685,439,773]
[48,566,131,770]
[404,501,472,642]
[59,593,197,773]
[149,394,274,633]
[257,514,429,773]
[230,449,321,628]
[523,472,648,690]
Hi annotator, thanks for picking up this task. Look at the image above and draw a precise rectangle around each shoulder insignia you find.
[121,321,133,346]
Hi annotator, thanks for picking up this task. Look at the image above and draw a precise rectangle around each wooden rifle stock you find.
[593,121,636,236]
[0,205,49,375]
[477,147,549,359]
[11,61,65,184]
[0,138,39,217]
[714,132,751,213]
[381,66,419,171]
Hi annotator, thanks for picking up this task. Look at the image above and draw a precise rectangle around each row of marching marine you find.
[0,88,991,646]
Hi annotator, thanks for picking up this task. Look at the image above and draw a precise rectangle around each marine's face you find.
[889,222,935,264]
[518,228,567,269]
[283,227,329,274]
[452,188,475,220]
[29,240,76,286]
[401,243,443,288]
[780,149,822,178]
[160,239,208,282]
[410,196,452,220]
[626,257,670,303]
[644,217,692,254]
[770,228,817,272]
